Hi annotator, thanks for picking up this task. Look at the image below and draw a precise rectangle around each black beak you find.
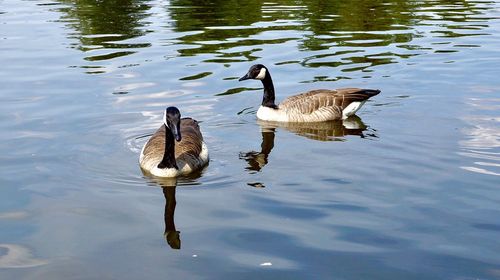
[174,123,181,142]
[169,122,182,142]
[238,73,250,81]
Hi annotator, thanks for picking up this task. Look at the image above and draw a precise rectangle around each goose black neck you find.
[158,126,178,169]
[261,73,277,109]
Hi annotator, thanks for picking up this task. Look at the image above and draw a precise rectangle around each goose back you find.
[258,88,379,122]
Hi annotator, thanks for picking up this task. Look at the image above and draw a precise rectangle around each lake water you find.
[1,0,500,279]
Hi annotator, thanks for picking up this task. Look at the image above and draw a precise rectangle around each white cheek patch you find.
[256,68,266,80]
[163,110,169,127]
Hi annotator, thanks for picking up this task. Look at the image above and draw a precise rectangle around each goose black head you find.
[239,64,268,81]
[163,107,182,142]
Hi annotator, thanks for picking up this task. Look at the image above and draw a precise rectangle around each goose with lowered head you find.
[139,107,209,177]
[239,64,380,122]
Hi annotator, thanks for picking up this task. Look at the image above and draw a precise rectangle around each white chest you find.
[256,106,288,122]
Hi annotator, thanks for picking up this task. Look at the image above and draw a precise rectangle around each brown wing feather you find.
[279,88,379,115]
[175,118,203,162]
[142,125,167,165]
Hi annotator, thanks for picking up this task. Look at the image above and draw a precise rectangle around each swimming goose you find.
[238,64,380,122]
[139,107,209,177]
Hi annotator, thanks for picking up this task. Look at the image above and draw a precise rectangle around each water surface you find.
[1,0,500,279]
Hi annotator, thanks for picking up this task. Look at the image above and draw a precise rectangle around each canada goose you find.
[139,107,209,177]
[238,64,380,122]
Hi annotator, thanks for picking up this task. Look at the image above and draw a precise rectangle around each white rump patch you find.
[256,68,267,80]
[342,101,366,119]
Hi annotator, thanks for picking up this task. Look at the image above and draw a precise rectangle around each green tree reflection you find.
[167,0,493,71]
[57,0,151,61]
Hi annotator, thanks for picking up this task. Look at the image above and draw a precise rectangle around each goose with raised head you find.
[238,64,380,122]
[139,107,209,177]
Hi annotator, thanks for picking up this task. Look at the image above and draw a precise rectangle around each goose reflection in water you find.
[142,176,181,250]
[240,116,374,172]
[260,115,372,142]
[162,185,180,249]
[142,169,206,250]
[239,127,275,172]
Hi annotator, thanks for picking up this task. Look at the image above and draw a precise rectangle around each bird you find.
[139,107,209,177]
[238,64,380,122]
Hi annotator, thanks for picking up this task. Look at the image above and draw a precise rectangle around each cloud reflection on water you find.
[460,96,500,176]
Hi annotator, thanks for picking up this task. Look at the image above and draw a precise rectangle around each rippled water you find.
[1,0,500,279]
